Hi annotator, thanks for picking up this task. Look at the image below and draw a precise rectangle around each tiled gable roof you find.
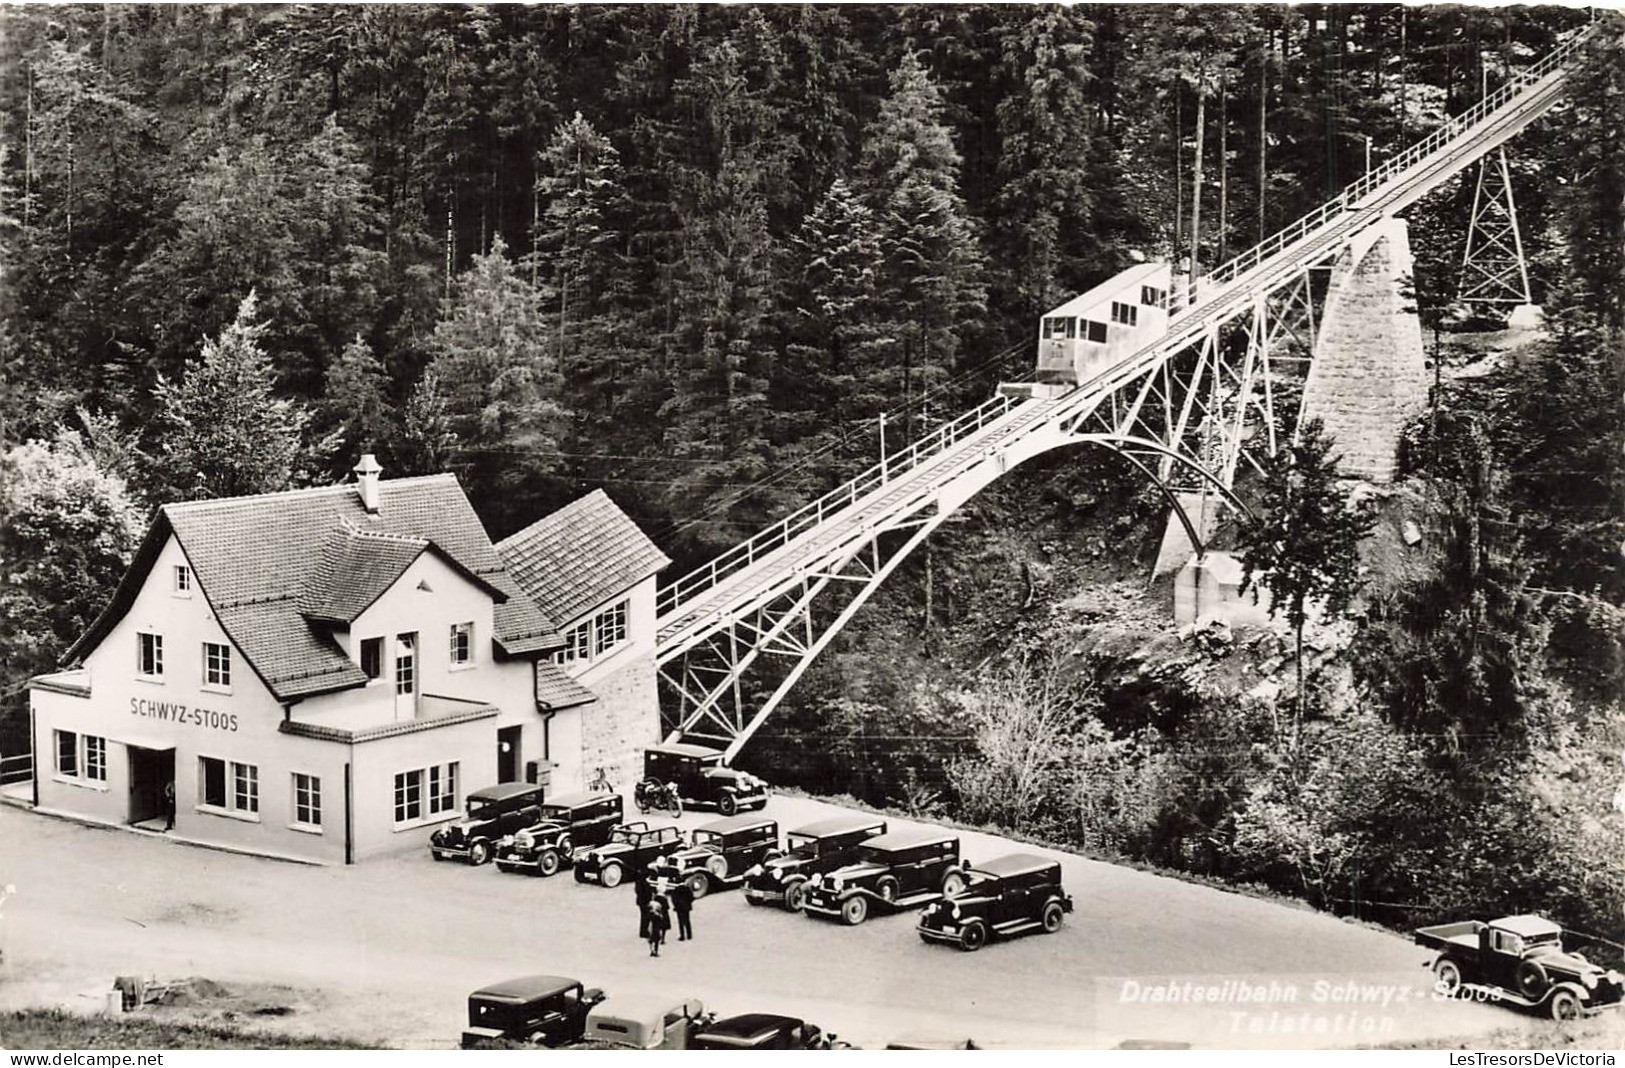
[65,474,560,702]
[497,489,671,626]
[534,663,597,711]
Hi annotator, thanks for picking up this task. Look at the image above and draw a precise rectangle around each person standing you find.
[162,780,176,831]
[669,877,694,942]
[645,895,669,957]
[635,872,653,940]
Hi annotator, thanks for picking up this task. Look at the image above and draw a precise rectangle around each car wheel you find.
[1516,960,1550,1001]
[1549,988,1583,1023]
[469,840,492,866]
[687,872,710,900]
[600,861,624,889]
[959,922,988,952]
[785,879,808,913]
[876,877,899,904]
[841,895,869,926]
[941,871,966,897]
[1041,901,1065,934]
[537,850,562,877]
[718,793,738,817]
[556,834,573,856]
[1433,958,1462,995]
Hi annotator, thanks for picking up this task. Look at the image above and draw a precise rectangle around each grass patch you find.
[0,1009,378,1050]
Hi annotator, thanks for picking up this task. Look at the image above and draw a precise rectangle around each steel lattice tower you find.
[1458,147,1533,307]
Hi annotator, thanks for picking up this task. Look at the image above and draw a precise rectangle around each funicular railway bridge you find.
[653,25,1599,761]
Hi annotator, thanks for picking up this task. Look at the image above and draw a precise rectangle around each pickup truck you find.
[1415,914,1624,1021]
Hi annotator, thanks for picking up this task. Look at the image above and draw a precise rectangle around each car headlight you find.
[769,867,784,882]
[1582,972,1598,990]
[744,864,763,879]
[950,903,961,919]
[516,831,533,850]
[830,876,844,891]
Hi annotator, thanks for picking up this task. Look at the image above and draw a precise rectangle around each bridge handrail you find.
[1169,22,1595,315]
[656,393,1018,616]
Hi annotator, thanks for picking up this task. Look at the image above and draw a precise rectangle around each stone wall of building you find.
[578,651,661,788]
[1299,218,1429,483]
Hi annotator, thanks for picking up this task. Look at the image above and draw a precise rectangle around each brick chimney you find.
[352,454,383,514]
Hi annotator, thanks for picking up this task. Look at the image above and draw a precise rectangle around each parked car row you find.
[460,977,848,1050]
[429,749,1076,954]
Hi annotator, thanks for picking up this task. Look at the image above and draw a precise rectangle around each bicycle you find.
[587,766,614,794]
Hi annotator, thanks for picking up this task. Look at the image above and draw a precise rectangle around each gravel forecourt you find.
[2,794,1613,1050]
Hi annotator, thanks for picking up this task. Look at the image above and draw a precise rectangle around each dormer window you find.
[173,564,192,596]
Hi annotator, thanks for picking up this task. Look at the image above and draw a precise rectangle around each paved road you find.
[0,795,1598,1050]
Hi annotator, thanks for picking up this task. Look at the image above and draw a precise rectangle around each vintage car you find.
[917,852,1073,951]
[689,1013,843,1050]
[801,830,965,925]
[460,974,606,1048]
[642,743,770,816]
[1416,915,1625,1020]
[494,791,623,877]
[661,815,780,898]
[582,994,709,1049]
[573,821,685,887]
[742,815,887,911]
[429,782,543,865]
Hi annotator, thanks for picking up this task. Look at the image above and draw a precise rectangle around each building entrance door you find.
[128,745,175,827]
[497,726,521,783]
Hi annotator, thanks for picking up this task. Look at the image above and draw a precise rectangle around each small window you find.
[1084,320,1108,344]
[203,642,232,689]
[449,622,473,666]
[394,770,423,823]
[200,757,227,808]
[429,763,457,815]
[395,633,416,695]
[1141,285,1168,309]
[56,729,79,777]
[138,632,164,678]
[173,564,192,595]
[292,773,321,828]
[232,762,259,813]
[554,619,591,665]
[84,735,106,782]
[1111,301,1138,326]
[360,637,383,680]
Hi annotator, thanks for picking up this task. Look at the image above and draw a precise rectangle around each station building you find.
[26,458,668,864]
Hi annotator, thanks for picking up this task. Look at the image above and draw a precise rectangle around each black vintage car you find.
[689,1013,842,1050]
[742,815,887,911]
[573,822,685,888]
[495,791,623,876]
[917,853,1073,951]
[429,782,544,865]
[801,830,966,925]
[641,744,770,817]
[662,815,780,898]
[460,974,606,1048]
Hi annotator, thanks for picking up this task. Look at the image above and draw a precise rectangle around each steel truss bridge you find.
[654,25,1599,760]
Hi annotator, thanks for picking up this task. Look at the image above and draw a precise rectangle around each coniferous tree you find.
[317,333,393,475]
[146,292,310,503]
[417,236,566,535]
[1237,418,1376,749]
[854,50,987,435]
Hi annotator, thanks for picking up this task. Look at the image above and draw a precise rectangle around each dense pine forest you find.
[2,6,1622,943]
